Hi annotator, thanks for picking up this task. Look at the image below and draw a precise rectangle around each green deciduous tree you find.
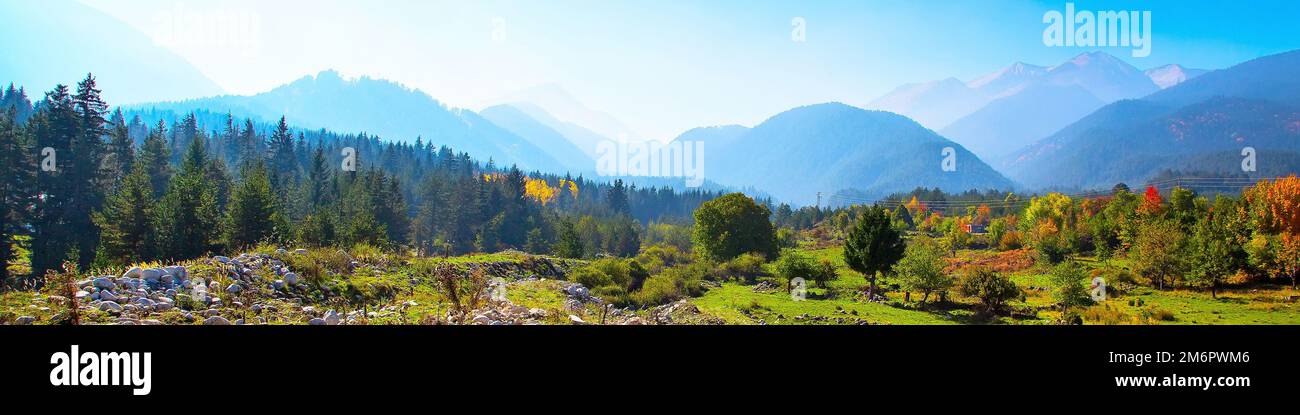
[895,236,951,304]
[692,193,777,261]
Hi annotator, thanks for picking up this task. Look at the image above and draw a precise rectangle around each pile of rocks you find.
[651,299,724,325]
[70,265,194,325]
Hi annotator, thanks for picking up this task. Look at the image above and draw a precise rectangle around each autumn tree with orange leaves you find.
[1247,176,1300,288]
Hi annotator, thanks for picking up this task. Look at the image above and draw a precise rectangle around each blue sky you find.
[77,0,1300,141]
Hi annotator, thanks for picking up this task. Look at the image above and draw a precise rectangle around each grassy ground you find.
[3,241,1298,325]
[688,245,1300,325]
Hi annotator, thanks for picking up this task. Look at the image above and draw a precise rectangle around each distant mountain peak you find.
[1144,64,1209,89]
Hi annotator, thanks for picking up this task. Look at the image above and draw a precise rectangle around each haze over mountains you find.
[131,70,577,174]
[673,103,1013,206]
[0,0,224,104]
[8,0,1295,208]
[868,51,1208,161]
[1004,49,1300,190]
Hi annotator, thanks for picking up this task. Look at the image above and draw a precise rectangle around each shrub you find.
[718,252,767,282]
[773,250,837,288]
[895,236,952,303]
[571,267,615,289]
[1081,303,1129,325]
[998,231,1024,251]
[635,244,689,274]
[1049,261,1093,308]
[957,268,1023,310]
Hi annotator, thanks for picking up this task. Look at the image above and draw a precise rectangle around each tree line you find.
[0,76,721,289]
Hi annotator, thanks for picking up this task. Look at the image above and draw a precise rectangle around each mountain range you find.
[673,103,1013,206]
[129,70,582,174]
[868,52,1207,161]
[1004,49,1300,189]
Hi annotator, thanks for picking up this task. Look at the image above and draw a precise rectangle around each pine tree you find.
[66,74,110,269]
[0,108,34,287]
[138,120,172,196]
[30,84,80,281]
[92,163,156,265]
[607,178,630,216]
[154,137,219,260]
[104,108,134,186]
[224,161,278,249]
[267,116,296,183]
[553,218,584,259]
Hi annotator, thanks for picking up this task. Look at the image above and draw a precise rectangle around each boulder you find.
[92,277,115,290]
[98,290,119,302]
[568,314,586,325]
[141,268,163,282]
[203,316,232,325]
[99,301,123,313]
[122,266,143,279]
[226,283,242,294]
[308,318,327,325]
[283,272,299,285]
[323,310,341,325]
[16,316,35,325]
[293,248,308,255]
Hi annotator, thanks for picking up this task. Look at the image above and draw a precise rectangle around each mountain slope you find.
[503,101,611,158]
[866,78,988,130]
[940,83,1106,160]
[704,103,1012,205]
[940,52,1159,160]
[1005,49,1300,189]
[131,71,568,172]
[0,0,223,104]
[480,104,595,173]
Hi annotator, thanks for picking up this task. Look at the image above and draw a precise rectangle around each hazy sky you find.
[78,0,1300,141]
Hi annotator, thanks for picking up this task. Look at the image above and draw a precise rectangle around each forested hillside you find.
[0,75,720,287]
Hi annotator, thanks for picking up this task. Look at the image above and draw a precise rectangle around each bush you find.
[1036,235,1069,265]
[718,252,767,282]
[895,236,953,303]
[635,244,690,274]
[772,250,838,288]
[957,268,1023,310]
[1049,261,1093,308]
[571,267,615,289]
[998,231,1024,251]
[1081,304,1129,325]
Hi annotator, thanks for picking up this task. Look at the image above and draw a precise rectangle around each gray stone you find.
[99,301,123,313]
[226,283,242,294]
[203,316,232,325]
[98,290,119,302]
[16,316,35,325]
[122,266,143,279]
[92,277,115,290]
[567,314,586,325]
[283,272,299,285]
[141,268,163,281]
[308,318,326,325]
[324,310,341,325]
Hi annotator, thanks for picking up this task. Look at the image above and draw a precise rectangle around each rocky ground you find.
[1,248,721,326]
